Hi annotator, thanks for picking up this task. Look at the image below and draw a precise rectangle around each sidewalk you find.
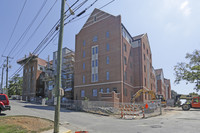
[42,126,71,133]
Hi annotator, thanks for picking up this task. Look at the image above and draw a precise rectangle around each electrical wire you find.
[0,0,27,69]
[65,0,115,24]
[64,0,98,26]
[8,0,84,79]
[1,0,27,57]
[8,0,114,81]
[7,0,48,57]
[13,0,58,60]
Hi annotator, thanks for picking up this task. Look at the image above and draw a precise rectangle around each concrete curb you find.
[41,126,71,133]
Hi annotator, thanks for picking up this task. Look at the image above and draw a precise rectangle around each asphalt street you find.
[2,100,200,133]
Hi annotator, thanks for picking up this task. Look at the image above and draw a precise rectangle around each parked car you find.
[0,93,11,114]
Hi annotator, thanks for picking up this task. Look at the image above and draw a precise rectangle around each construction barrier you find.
[119,104,141,119]
[75,131,88,133]
[142,106,145,118]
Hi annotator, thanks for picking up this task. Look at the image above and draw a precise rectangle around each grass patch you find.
[0,116,54,133]
[0,124,27,133]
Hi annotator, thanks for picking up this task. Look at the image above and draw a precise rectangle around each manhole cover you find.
[151,125,162,128]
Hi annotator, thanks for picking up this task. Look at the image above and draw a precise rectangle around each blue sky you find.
[0,0,199,95]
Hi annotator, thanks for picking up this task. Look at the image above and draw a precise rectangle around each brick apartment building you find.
[155,68,172,100]
[74,9,156,103]
[17,54,47,101]
[164,78,171,99]
[52,47,74,100]
[132,34,157,101]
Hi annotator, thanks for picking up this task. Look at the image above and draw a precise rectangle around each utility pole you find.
[2,55,13,96]
[54,0,65,132]
[0,66,5,93]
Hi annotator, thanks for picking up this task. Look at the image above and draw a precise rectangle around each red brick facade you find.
[74,9,171,103]
[17,55,47,100]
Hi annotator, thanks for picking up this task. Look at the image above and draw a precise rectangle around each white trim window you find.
[106,88,110,93]
[81,90,85,97]
[100,88,103,93]
[106,72,109,80]
[106,56,109,64]
[83,75,85,84]
[106,43,109,51]
[106,31,109,38]
[93,89,97,96]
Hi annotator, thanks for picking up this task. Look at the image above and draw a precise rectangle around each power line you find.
[8,0,84,79]
[0,0,27,68]
[0,0,48,70]
[7,0,48,57]
[8,0,114,81]
[13,0,58,60]
[65,0,115,25]
[9,0,82,75]
[29,0,82,55]
[2,0,27,56]
[64,0,97,25]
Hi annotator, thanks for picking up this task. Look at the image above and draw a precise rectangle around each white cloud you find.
[180,1,188,10]
[180,1,191,16]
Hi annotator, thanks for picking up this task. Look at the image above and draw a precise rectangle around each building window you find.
[92,47,95,55]
[106,88,110,93]
[150,54,151,59]
[96,47,98,54]
[95,59,98,67]
[124,88,127,96]
[83,75,85,84]
[124,71,127,80]
[106,31,109,38]
[143,43,145,49]
[147,49,148,55]
[81,90,85,97]
[93,89,97,96]
[94,16,97,21]
[83,40,86,46]
[83,50,85,58]
[145,78,146,86]
[124,56,127,65]
[106,43,109,51]
[130,50,132,56]
[144,65,146,72]
[93,36,98,42]
[92,60,95,67]
[100,88,103,93]
[124,43,127,52]
[32,66,34,72]
[144,54,146,61]
[106,72,109,80]
[106,56,109,64]
[92,74,95,82]
[83,63,85,70]
[25,69,27,73]
[29,68,31,72]
[95,73,98,81]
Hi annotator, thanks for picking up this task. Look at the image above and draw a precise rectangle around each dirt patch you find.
[0,116,54,132]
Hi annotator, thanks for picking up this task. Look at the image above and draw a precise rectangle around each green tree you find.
[8,74,23,97]
[174,50,200,91]
[189,92,198,96]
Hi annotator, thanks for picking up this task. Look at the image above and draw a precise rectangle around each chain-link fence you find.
[58,99,162,119]
[143,100,162,118]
